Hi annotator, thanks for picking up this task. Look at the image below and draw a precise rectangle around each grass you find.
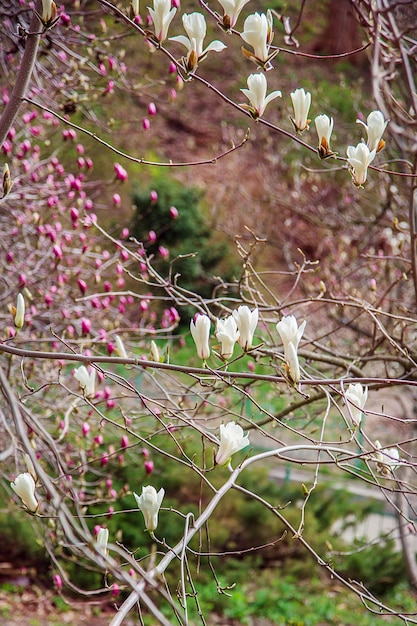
[0,606,10,619]
[134,572,416,625]
[0,560,414,626]
[195,575,416,625]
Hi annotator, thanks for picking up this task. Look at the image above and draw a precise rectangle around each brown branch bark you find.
[0,2,41,149]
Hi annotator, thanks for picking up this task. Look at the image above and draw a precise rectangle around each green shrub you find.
[130,175,238,318]
[337,538,405,595]
[0,505,48,577]
[1,434,405,604]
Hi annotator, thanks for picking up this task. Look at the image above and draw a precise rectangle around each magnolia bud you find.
[134,485,164,531]
[10,472,39,512]
[129,0,140,18]
[14,293,25,329]
[2,163,12,197]
[150,340,160,362]
[41,0,57,25]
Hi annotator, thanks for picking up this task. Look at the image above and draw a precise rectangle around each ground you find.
[0,586,279,625]
[0,586,113,626]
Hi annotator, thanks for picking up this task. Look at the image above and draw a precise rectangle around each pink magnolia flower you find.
[77,279,87,294]
[114,163,128,182]
[53,574,63,590]
[81,318,91,334]
[158,245,169,258]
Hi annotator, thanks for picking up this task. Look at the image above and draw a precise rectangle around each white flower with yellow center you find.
[346,143,376,187]
[170,13,226,72]
[357,110,388,153]
[241,73,281,119]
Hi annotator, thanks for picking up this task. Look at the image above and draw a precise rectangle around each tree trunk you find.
[313,0,365,64]
[396,466,417,591]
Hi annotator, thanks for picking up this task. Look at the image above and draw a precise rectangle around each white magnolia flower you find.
[215,315,240,360]
[241,72,281,118]
[373,440,400,475]
[285,342,300,382]
[215,421,250,466]
[240,11,276,68]
[276,315,306,383]
[130,0,140,17]
[357,110,388,153]
[345,383,368,426]
[150,340,160,362]
[232,305,258,351]
[290,88,311,133]
[134,485,165,531]
[190,313,211,360]
[24,454,37,482]
[315,114,334,158]
[170,13,226,72]
[41,0,56,23]
[217,0,251,29]
[96,527,109,555]
[2,163,12,197]
[346,143,376,187]
[74,365,96,398]
[276,315,306,349]
[115,334,128,359]
[14,293,25,329]
[148,0,177,42]
[11,472,38,512]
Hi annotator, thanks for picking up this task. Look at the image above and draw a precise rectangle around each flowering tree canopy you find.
[1,0,417,624]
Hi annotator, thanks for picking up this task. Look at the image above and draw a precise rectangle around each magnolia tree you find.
[1,0,417,624]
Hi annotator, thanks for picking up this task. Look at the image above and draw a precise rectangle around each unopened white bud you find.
[14,293,25,329]
[11,472,38,512]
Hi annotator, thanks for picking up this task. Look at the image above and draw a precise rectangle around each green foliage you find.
[315,76,361,122]
[0,436,406,616]
[86,437,400,593]
[72,429,405,598]
[0,582,19,593]
[337,538,405,595]
[130,174,238,317]
[132,176,204,249]
[1,448,400,626]
[0,505,47,572]
[187,571,411,626]
[52,595,70,612]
